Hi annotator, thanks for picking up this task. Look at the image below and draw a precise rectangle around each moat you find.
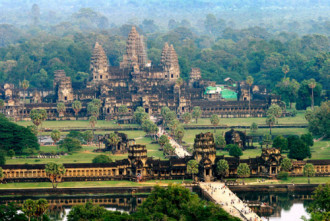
[0,190,312,221]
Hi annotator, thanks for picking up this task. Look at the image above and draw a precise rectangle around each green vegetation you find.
[305,101,330,138]
[216,159,229,180]
[237,163,250,181]
[187,160,199,181]
[304,183,330,221]
[45,162,66,188]
[0,115,39,155]
[228,144,243,158]
[134,184,239,221]
[92,155,112,164]
[0,180,191,189]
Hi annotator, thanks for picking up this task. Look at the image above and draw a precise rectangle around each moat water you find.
[0,191,311,220]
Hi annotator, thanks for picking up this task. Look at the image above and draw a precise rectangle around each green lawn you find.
[17,120,140,129]
[6,130,165,164]
[0,180,191,189]
[187,111,307,126]
[310,140,330,160]
[183,128,309,146]
[232,177,330,185]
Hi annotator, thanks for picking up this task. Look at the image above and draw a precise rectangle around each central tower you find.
[120,26,148,70]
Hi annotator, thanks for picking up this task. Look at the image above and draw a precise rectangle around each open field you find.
[187,112,307,126]
[0,180,190,189]
[232,177,330,185]
[17,120,139,129]
[6,130,165,164]
[183,128,309,146]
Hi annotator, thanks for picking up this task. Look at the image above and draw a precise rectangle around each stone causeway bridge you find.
[199,182,263,221]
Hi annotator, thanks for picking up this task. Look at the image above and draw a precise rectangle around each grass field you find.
[183,128,309,146]
[6,130,165,164]
[0,180,190,189]
[232,177,330,185]
[187,112,307,126]
[17,120,139,129]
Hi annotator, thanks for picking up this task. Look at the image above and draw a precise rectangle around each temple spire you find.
[90,42,109,81]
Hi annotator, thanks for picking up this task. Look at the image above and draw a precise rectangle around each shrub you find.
[277,171,289,180]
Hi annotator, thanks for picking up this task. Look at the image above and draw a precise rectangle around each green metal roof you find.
[221,89,237,100]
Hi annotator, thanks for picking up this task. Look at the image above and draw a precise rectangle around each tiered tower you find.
[128,144,148,179]
[120,27,148,70]
[188,68,201,87]
[162,44,180,81]
[53,70,73,103]
[193,132,216,182]
[90,42,109,82]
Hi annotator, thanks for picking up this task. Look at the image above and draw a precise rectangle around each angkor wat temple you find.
[1,27,282,120]
[2,133,329,183]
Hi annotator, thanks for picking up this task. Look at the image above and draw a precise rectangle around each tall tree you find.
[182,112,192,124]
[280,158,292,172]
[187,160,199,181]
[158,135,169,149]
[305,101,330,138]
[266,114,276,135]
[282,65,290,79]
[174,126,185,144]
[22,199,36,221]
[50,130,61,145]
[215,134,226,149]
[305,183,330,220]
[72,100,82,120]
[308,79,317,110]
[210,114,220,133]
[118,105,128,123]
[237,163,250,183]
[303,163,315,184]
[288,138,311,160]
[21,79,29,120]
[107,133,120,151]
[87,103,99,118]
[35,199,49,220]
[216,159,229,180]
[250,122,258,134]
[56,102,66,118]
[192,106,202,124]
[45,162,66,189]
[89,116,97,136]
[133,107,148,125]
[273,135,288,152]
[228,144,243,158]
[246,76,254,116]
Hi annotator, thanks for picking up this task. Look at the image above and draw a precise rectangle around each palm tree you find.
[107,133,120,152]
[308,79,316,110]
[89,116,97,136]
[246,76,254,116]
[56,102,66,119]
[35,199,49,220]
[72,100,82,120]
[50,130,61,146]
[187,160,199,182]
[21,79,29,120]
[210,114,220,133]
[45,162,66,189]
[282,65,290,79]
[22,199,36,221]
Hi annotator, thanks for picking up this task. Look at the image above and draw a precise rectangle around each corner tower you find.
[90,42,109,82]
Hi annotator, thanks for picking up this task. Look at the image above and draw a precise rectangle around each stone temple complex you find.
[0,26,282,120]
[1,132,329,183]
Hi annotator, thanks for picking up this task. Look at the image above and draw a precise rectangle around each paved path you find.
[199,182,263,221]
[150,116,191,158]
